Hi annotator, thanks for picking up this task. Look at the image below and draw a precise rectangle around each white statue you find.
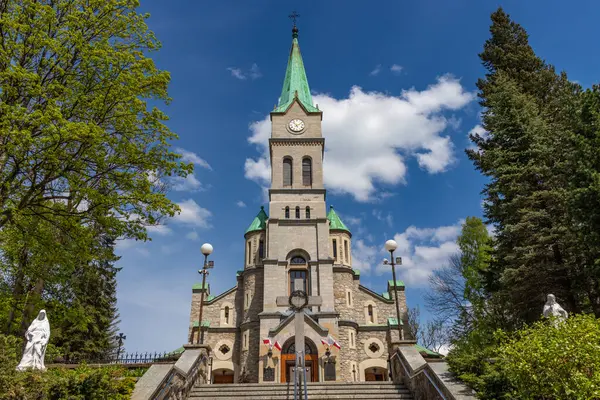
[543,294,568,325]
[16,309,50,371]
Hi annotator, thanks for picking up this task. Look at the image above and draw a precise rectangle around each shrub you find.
[448,314,600,399]
[0,334,135,399]
[497,314,600,399]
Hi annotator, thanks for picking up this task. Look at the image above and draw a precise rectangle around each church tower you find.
[187,23,411,386]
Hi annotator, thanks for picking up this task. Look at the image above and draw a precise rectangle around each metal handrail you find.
[294,351,299,400]
[302,351,308,400]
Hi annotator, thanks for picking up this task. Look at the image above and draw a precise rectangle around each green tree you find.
[467,8,586,324]
[0,0,190,238]
[425,217,493,339]
[0,0,191,357]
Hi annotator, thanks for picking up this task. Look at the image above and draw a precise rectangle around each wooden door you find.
[281,354,319,383]
[214,374,234,384]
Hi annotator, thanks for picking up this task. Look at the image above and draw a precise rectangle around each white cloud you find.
[171,173,202,192]
[249,63,262,80]
[369,64,382,76]
[244,75,474,201]
[146,224,172,236]
[371,220,464,286]
[227,64,262,80]
[176,148,212,170]
[351,239,379,273]
[172,199,212,228]
[186,231,199,241]
[227,67,246,80]
[467,124,488,151]
[236,201,247,208]
[390,64,403,74]
[373,209,393,227]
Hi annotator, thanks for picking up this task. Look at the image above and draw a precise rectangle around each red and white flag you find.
[321,335,341,349]
[263,338,272,347]
[273,341,282,351]
[330,335,341,350]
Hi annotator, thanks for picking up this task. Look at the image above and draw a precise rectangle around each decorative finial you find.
[261,206,264,210]
[330,205,334,209]
[289,11,300,37]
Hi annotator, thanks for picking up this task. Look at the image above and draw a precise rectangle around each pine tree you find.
[468,8,586,324]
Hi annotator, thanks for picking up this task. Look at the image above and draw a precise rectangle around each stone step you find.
[195,385,409,392]
[190,394,413,399]
[189,382,413,399]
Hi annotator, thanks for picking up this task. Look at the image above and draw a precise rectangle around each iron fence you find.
[54,351,181,365]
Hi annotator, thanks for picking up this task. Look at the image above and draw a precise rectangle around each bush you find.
[448,314,600,399]
[0,334,135,399]
[497,314,600,399]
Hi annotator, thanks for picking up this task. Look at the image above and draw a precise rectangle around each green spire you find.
[327,205,351,235]
[273,26,320,113]
[245,206,268,234]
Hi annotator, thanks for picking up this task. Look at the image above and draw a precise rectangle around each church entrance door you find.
[280,338,319,383]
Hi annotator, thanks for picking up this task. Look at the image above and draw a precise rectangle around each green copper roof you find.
[245,206,268,234]
[387,317,404,326]
[415,344,443,358]
[273,27,319,113]
[192,320,210,328]
[327,206,351,234]
[192,282,209,291]
[388,280,405,288]
[382,291,391,300]
[353,269,361,277]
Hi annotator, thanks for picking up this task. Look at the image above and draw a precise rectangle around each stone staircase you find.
[189,381,413,399]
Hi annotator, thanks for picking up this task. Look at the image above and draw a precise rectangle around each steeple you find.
[273,24,320,113]
[245,206,268,235]
[327,205,351,235]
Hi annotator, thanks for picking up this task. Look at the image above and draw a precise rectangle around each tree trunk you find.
[19,279,45,335]
[5,245,28,335]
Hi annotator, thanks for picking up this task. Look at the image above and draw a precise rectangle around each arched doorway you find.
[212,368,234,384]
[280,338,319,383]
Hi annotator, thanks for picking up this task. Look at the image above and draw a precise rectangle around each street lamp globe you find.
[384,239,398,252]
[200,243,213,256]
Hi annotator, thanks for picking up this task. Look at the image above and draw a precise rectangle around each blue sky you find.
[115,0,600,352]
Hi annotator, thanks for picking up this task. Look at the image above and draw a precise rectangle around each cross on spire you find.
[288,11,300,27]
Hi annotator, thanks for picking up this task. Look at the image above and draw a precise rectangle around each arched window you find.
[305,206,310,219]
[283,157,293,186]
[368,304,374,323]
[285,206,290,219]
[295,206,300,219]
[290,256,306,265]
[302,158,312,186]
[224,306,230,324]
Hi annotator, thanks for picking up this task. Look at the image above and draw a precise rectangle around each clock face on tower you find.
[288,119,305,133]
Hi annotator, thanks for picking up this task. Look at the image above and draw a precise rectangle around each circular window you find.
[215,339,234,361]
[363,338,385,358]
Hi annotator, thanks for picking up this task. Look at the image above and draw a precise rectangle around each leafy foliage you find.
[0,0,187,359]
[0,334,135,399]
[448,315,600,399]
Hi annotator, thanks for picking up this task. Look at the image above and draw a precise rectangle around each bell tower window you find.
[302,157,312,186]
[305,206,310,219]
[285,207,290,219]
[283,157,293,187]
[295,206,300,219]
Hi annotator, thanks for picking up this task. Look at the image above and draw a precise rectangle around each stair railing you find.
[302,351,308,400]
[293,351,299,400]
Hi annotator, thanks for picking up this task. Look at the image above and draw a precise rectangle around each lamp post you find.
[196,243,214,344]
[384,239,403,342]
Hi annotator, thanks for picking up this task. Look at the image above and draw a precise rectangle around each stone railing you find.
[390,344,476,400]
[131,344,210,400]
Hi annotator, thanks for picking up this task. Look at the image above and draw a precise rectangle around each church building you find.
[187,24,410,384]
